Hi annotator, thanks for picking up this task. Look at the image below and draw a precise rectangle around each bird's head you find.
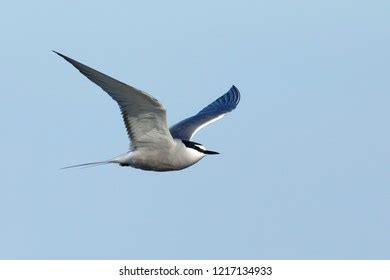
[181,140,219,155]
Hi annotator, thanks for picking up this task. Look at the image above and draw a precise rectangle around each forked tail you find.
[60,160,111,170]
[61,152,131,170]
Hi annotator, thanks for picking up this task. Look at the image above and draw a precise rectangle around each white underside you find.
[110,139,205,171]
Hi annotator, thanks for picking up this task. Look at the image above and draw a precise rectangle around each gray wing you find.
[169,85,240,140]
[54,51,174,149]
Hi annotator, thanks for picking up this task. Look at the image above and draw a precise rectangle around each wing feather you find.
[54,51,174,149]
[169,86,240,140]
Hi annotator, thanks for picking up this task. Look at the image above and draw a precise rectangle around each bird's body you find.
[110,139,205,171]
[54,51,240,171]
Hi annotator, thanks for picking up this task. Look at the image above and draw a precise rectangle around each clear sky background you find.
[0,0,389,259]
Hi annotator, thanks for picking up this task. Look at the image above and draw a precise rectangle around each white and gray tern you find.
[54,51,241,171]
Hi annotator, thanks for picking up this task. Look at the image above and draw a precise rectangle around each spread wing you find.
[54,51,174,149]
[169,85,240,140]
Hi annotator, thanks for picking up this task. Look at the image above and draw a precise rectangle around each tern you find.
[54,51,241,171]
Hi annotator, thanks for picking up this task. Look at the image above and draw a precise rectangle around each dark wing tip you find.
[221,85,241,111]
[229,85,241,106]
[196,85,241,116]
[52,50,64,57]
[52,50,76,65]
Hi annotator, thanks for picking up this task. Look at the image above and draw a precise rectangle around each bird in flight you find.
[54,51,241,171]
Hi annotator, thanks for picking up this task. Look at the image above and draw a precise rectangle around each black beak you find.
[203,150,219,155]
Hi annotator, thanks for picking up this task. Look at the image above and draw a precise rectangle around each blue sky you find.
[0,0,389,259]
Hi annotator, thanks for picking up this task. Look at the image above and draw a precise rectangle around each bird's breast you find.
[129,142,205,171]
